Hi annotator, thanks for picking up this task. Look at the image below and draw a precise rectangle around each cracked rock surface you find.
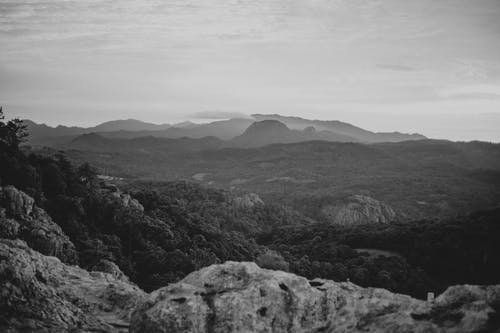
[131,261,500,333]
[0,186,78,264]
[0,238,146,332]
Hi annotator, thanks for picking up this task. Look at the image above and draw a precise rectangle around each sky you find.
[1,0,500,141]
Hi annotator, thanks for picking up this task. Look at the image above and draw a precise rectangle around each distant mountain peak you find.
[244,120,290,133]
[172,121,199,129]
[231,120,294,148]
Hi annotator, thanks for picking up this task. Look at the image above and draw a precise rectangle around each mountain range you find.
[24,114,426,148]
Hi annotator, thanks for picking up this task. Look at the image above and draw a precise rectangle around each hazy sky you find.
[1,0,500,141]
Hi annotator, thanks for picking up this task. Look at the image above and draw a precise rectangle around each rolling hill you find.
[49,136,500,223]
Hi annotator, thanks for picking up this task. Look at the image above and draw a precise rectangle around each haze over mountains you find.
[253,114,427,143]
[24,114,426,148]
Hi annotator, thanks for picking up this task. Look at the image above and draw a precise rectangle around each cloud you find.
[192,111,250,119]
[376,64,416,71]
[438,85,500,100]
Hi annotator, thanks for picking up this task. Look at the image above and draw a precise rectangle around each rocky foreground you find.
[131,262,500,333]
[1,186,500,332]
[0,239,145,332]
[0,239,499,332]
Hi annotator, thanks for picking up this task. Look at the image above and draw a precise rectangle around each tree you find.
[0,106,28,150]
[0,107,32,188]
[78,162,98,188]
[331,262,348,281]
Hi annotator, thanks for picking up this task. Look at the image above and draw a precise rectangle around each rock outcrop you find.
[233,193,264,209]
[0,238,146,332]
[131,262,500,333]
[101,188,144,213]
[1,242,499,333]
[92,259,130,283]
[321,195,396,225]
[0,186,35,217]
[0,186,78,264]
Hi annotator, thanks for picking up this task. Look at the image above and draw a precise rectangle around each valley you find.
[25,115,500,224]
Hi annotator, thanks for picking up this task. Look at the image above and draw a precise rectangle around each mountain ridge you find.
[231,119,358,147]
[23,118,171,136]
[23,114,426,147]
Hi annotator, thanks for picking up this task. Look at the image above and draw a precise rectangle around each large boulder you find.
[0,217,20,239]
[0,186,78,264]
[0,186,35,217]
[131,261,500,333]
[0,238,146,332]
[321,194,396,225]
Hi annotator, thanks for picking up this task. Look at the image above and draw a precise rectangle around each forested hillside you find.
[1,110,301,291]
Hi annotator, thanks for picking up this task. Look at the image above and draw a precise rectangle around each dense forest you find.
[58,134,500,223]
[258,208,500,297]
[1,110,499,299]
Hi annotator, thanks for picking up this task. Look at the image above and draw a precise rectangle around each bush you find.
[256,250,289,271]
